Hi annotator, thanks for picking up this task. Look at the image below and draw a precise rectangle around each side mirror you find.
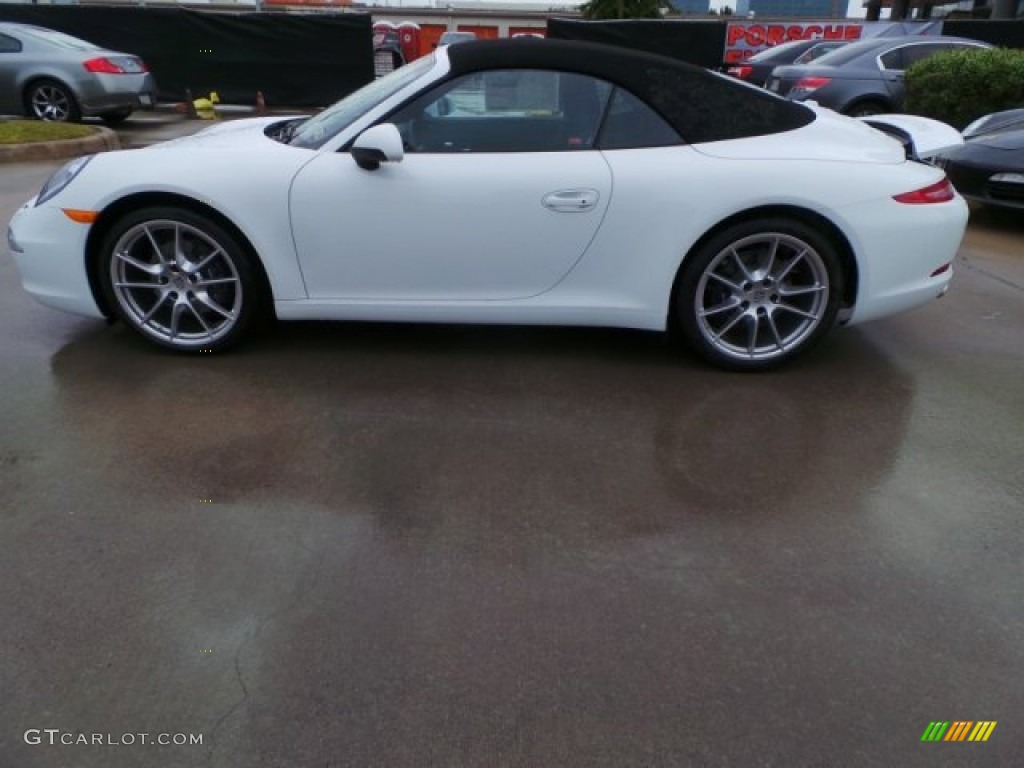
[351,123,404,171]
[426,96,452,118]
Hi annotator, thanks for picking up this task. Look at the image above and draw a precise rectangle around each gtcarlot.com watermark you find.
[25,729,203,747]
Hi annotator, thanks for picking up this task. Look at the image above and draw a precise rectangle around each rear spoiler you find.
[857,114,963,161]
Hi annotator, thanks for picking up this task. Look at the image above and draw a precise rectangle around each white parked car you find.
[6,39,968,370]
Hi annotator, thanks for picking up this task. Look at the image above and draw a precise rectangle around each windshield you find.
[19,26,101,51]
[289,55,437,150]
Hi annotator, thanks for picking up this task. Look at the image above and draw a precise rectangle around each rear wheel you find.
[676,218,843,371]
[844,100,888,118]
[98,207,265,352]
[26,79,81,122]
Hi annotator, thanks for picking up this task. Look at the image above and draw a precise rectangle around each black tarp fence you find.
[546,18,728,70]
[0,6,374,108]
[943,20,1024,48]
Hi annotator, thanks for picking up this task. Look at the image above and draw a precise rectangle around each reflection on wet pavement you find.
[1,227,1022,766]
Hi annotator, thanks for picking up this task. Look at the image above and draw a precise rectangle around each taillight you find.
[893,179,956,205]
[793,76,831,92]
[84,57,126,74]
[83,57,147,74]
[727,66,753,79]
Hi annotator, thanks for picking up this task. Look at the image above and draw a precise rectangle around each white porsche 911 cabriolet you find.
[7,39,968,370]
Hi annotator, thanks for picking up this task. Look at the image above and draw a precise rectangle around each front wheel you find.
[676,218,843,371]
[98,207,265,352]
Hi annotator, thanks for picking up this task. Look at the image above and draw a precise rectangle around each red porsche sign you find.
[724,22,864,63]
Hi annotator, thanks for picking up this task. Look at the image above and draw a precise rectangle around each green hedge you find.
[905,47,1024,130]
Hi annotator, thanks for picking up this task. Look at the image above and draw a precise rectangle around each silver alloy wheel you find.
[694,232,830,363]
[109,220,243,348]
[31,84,72,121]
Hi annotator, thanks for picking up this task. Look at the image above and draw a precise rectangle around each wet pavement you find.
[1,139,1022,767]
[111,109,206,149]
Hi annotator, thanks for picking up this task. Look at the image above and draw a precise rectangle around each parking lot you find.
[1,115,1023,766]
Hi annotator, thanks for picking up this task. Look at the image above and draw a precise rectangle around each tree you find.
[580,0,668,20]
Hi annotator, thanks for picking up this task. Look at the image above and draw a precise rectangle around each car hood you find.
[692,104,905,164]
[145,116,306,151]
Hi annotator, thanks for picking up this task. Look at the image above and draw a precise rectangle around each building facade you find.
[746,0,845,16]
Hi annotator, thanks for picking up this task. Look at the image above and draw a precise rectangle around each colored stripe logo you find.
[921,721,997,742]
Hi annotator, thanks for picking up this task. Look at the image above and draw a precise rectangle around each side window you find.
[902,43,948,68]
[0,33,23,53]
[879,47,905,70]
[596,87,681,150]
[390,70,611,153]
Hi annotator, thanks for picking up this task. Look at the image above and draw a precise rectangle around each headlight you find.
[36,155,93,206]
[7,226,23,254]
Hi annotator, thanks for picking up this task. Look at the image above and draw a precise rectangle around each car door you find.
[879,42,949,105]
[0,32,24,115]
[288,69,613,301]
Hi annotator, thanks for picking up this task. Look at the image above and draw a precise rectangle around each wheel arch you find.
[841,95,895,117]
[21,75,78,116]
[668,204,858,329]
[84,191,276,320]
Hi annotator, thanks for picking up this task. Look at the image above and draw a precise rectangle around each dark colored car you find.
[0,21,157,123]
[938,109,1024,211]
[767,35,991,117]
[725,39,847,88]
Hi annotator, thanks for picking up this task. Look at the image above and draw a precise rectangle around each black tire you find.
[97,207,265,353]
[844,100,889,118]
[675,217,843,371]
[100,109,133,126]
[25,79,81,122]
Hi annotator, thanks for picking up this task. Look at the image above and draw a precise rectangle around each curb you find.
[0,126,121,164]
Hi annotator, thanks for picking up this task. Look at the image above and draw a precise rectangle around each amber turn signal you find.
[62,209,100,224]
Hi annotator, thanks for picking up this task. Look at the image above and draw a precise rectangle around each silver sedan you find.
[0,21,157,124]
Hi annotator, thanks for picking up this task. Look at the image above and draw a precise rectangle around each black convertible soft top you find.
[446,38,815,145]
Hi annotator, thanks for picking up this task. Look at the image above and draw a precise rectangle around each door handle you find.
[542,189,599,213]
